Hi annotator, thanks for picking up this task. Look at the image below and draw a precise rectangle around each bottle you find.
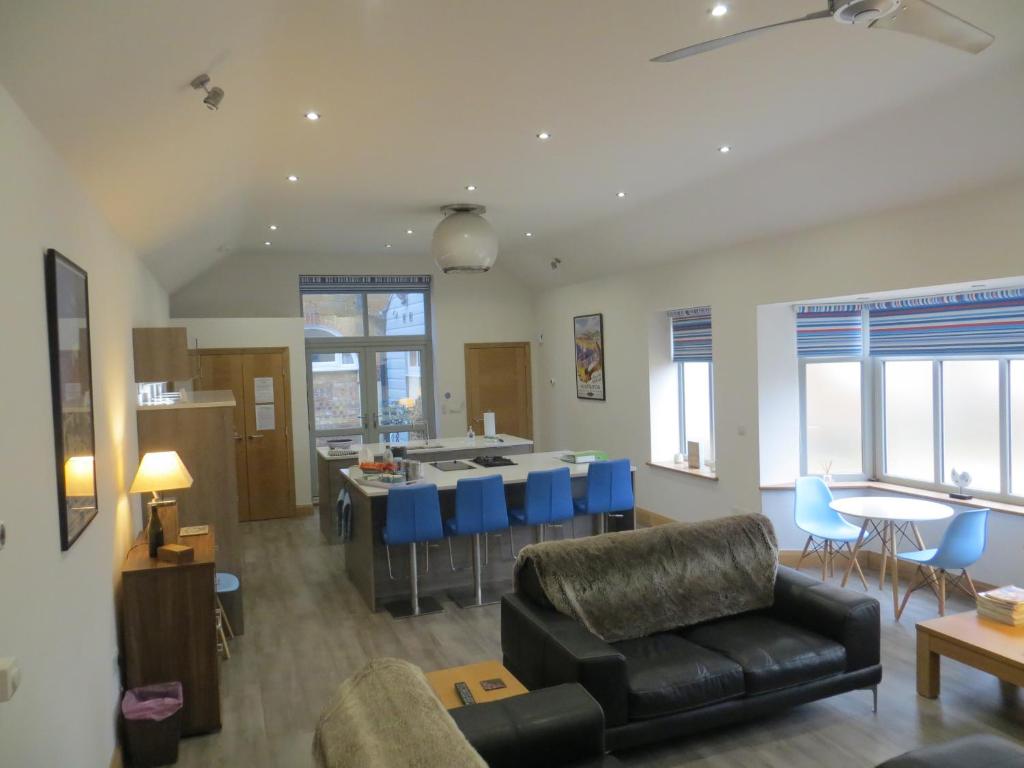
[467,426,475,440]
[147,505,164,558]
[383,446,394,465]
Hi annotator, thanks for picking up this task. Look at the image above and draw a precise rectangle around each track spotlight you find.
[190,73,225,111]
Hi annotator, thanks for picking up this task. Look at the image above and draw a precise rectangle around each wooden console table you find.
[917,611,1024,698]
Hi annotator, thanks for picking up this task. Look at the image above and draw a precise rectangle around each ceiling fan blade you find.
[868,0,993,54]
[651,10,832,63]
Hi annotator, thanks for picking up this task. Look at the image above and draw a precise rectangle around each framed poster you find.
[44,249,98,550]
[573,313,605,401]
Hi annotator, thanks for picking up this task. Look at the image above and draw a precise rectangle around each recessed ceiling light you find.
[465,184,477,191]
[385,243,393,248]
[711,3,728,17]
[268,224,277,231]
[719,145,731,154]
[305,111,320,121]
[287,174,299,182]
[616,191,627,198]
[524,232,534,237]
[406,229,414,235]
[264,241,271,246]
[536,131,551,141]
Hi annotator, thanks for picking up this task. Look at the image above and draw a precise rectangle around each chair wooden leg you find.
[821,539,828,582]
[828,540,836,578]
[796,535,814,571]
[963,570,978,598]
[217,596,234,639]
[841,542,869,590]
[896,566,923,620]
[938,571,946,616]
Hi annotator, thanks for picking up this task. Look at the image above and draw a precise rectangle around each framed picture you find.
[44,249,98,550]
[573,313,605,401]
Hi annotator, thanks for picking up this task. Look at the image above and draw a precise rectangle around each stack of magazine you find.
[977,586,1024,626]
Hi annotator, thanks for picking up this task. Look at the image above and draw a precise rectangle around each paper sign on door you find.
[255,404,275,431]
[254,377,275,404]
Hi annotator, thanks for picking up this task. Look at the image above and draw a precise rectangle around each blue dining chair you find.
[896,509,989,620]
[381,483,444,618]
[794,476,868,588]
[509,467,574,553]
[573,459,634,534]
[445,475,510,607]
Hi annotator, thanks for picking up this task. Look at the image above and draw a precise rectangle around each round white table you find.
[829,496,954,618]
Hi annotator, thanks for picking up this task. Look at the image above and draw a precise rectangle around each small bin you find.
[122,681,183,767]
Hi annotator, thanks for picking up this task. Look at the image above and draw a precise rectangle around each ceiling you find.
[1,0,1023,292]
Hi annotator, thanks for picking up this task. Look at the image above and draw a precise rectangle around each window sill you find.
[760,479,1024,518]
[647,461,718,481]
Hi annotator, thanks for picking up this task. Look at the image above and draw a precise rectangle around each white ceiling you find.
[1,0,1023,291]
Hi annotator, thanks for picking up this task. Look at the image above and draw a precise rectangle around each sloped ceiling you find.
[1,0,1022,291]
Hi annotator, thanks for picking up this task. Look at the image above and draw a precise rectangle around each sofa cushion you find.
[681,615,846,695]
[612,632,745,719]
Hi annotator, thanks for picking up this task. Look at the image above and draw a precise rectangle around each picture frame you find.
[573,313,606,401]
[44,249,99,550]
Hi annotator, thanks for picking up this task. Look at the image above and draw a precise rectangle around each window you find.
[942,360,1001,492]
[803,361,862,476]
[883,360,934,482]
[1012,360,1024,495]
[669,307,715,467]
[678,361,714,462]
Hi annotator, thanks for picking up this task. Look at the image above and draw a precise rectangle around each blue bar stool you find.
[794,476,868,587]
[896,508,989,620]
[382,483,445,619]
[510,467,574,554]
[573,459,634,534]
[445,475,510,607]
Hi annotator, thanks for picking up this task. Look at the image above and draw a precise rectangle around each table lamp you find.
[130,451,193,558]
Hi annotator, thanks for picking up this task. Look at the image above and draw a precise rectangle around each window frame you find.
[677,360,716,464]
[798,356,872,481]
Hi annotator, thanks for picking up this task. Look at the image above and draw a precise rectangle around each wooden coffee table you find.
[425,659,528,709]
[917,611,1024,698]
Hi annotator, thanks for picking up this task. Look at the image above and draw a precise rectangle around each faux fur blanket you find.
[515,514,778,643]
[313,658,486,768]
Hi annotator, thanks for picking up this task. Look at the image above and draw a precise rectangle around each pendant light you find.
[431,204,498,274]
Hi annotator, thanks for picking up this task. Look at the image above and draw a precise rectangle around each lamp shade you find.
[431,206,498,274]
[64,455,95,497]
[130,451,193,494]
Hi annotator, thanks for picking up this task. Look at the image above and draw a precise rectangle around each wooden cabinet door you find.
[242,352,295,520]
[464,342,533,439]
[196,352,250,521]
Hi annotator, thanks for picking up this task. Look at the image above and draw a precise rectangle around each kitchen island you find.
[317,434,534,543]
[338,450,636,612]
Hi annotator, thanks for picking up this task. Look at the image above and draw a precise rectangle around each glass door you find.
[307,346,367,489]
[371,347,430,443]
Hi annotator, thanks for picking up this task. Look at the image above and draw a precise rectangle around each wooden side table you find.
[917,610,1024,698]
[425,660,528,709]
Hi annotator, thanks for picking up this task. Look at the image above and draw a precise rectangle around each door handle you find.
[247,434,264,440]
[233,433,243,441]
[372,412,378,428]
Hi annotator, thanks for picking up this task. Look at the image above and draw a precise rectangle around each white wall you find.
[170,252,538,496]
[0,84,168,767]
[533,178,1024,585]
[169,318,311,506]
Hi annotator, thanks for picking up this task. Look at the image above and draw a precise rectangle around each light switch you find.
[0,657,21,702]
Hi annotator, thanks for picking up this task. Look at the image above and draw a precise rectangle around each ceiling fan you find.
[651,0,993,62]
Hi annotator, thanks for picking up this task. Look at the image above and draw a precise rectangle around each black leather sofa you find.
[502,564,882,752]
[451,683,621,767]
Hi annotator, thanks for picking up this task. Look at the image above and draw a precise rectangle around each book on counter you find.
[976,585,1024,626]
[559,450,609,464]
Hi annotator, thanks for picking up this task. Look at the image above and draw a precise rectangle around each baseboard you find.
[295,504,314,517]
[779,548,997,592]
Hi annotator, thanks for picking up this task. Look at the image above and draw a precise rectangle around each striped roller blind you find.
[868,288,1024,357]
[795,304,864,358]
[299,274,431,293]
[669,306,712,362]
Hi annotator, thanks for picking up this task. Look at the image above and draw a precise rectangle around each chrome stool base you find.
[384,594,444,619]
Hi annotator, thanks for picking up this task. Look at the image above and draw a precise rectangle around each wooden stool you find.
[215,572,240,659]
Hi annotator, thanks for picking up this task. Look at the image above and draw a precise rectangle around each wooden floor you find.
[177,515,1024,767]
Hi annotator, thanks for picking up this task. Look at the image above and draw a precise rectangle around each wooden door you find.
[242,351,295,520]
[196,353,249,521]
[464,342,533,439]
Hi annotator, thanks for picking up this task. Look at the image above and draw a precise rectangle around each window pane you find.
[1011,360,1024,495]
[805,362,862,476]
[376,351,423,426]
[884,360,934,481]
[942,360,1000,493]
[303,293,364,338]
[310,354,362,430]
[368,292,426,336]
[680,362,713,462]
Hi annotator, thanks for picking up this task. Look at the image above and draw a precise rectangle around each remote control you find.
[454,681,475,705]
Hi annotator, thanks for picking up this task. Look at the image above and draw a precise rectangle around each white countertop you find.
[137,389,236,411]
[317,434,533,462]
[342,450,635,498]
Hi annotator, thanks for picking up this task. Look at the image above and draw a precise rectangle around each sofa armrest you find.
[501,594,629,727]
[770,566,880,672]
[451,683,605,768]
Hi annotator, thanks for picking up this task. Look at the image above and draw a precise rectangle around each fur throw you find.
[515,514,778,642]
[313,657,486,768]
